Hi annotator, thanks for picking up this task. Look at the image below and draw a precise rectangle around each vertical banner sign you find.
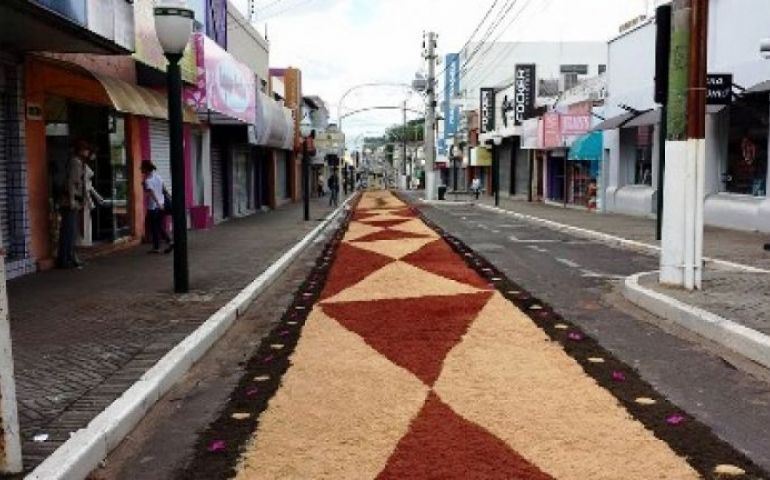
[444,54,461,140]
[480,88,496,134]
[514,64,536,126]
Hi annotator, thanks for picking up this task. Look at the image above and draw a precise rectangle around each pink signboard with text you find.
[541,113,562,149]
[185,35,256,125]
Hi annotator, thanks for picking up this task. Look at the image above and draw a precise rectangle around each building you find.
[598,2,770,233]
[444,41,607,198]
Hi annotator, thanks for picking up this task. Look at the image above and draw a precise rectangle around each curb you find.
[26,196,357,480]
[475,203,769,274]
[623,271,770,371]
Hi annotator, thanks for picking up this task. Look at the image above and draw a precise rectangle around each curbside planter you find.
[623,272,770,371]
[26,195,357,480]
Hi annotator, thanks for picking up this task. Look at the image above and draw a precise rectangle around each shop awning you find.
[93,73,199,124]
[746,80,770,94]
[625,109,659,128]
[568,131,602,162]
[591,111,638,131]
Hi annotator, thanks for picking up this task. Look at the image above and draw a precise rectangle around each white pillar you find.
[0,254,22,473]
[660,139,705,289]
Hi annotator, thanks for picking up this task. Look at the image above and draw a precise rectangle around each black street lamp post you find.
[155,3,194,293]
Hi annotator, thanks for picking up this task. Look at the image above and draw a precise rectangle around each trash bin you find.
[438,185,447,200]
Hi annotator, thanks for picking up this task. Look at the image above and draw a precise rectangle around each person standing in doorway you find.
[57,139,90,269]
[328,172,339,207]
[141,160,173,254]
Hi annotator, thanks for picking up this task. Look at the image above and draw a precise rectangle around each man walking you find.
[328,172,339,207]
[57,140,89,269]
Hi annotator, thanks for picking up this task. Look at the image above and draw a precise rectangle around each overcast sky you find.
[232,0,655,145]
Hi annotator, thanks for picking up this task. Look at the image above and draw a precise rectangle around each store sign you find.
[480,88,496,134]
[133,0,197,83]
[513,64,536,126]
[560,114,591,136]
[443,53,461,142]
[707,73,733,105]
[204,36,256,124]
[521,118,540,149]
[542,113,562,149]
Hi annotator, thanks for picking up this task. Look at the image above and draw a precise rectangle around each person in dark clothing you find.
[57,140,90,269]
[141,160,173,254]
[328,173,339,207]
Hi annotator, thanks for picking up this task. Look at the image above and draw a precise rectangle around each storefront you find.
[567,131,602,208]
[252,90,295,208]
[25,56,199,269]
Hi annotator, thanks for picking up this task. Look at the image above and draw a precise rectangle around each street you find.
[91,191,770,479]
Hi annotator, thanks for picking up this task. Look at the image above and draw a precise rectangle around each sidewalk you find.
[8,197,342,471]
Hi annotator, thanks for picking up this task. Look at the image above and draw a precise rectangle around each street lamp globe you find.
[493,134,504,147]
[154,0,194,56]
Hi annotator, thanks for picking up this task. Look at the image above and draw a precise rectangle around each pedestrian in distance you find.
[317,176,325,197]
[56,139,91,269]
[141,160,173,254]
[328,173,339,207]
[471,177,482,200]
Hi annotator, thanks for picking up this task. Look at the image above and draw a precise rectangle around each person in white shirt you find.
[471,177,482,200]
[141,160,173,254]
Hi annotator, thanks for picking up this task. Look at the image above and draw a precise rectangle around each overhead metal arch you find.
[339,105,424,121]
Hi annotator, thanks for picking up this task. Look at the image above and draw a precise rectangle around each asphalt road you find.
[415,199,770,472]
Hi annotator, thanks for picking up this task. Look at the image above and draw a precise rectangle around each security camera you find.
[760,38,770,59]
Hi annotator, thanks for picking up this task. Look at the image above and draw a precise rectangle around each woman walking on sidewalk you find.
[142,161,173,254]
[328,172,339,207]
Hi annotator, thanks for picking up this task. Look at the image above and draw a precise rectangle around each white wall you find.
[605,21,657,119]
[226,1,270,81]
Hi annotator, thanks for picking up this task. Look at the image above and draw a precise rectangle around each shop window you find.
[723,124,767,197]
[634,126,653,186]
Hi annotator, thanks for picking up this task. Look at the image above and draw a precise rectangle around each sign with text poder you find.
[480,88,495,134]
[513,64,536,126]
[541,113,562,149]
[203,36,256,124]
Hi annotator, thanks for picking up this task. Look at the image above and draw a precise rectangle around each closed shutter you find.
[498,142,513,195]
[0,75,10,251]
[515,148,530,196]
[232,147,250,216]
[211,144,225,222]
[149,120,172,191]
[275,151,288,200]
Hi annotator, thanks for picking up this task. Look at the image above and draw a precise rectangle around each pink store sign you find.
[560,114,591,136]
[185,34,256,125]
[541,113,562,149]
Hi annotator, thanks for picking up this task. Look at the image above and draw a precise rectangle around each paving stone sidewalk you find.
[641,271,770,337]
[8,197,342,471]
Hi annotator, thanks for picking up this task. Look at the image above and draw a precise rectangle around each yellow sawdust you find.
[387,218,440,238]
[350,237,436,260]
[323,261,483,304]
[343,221,383,242]
[234,308,428,480]
[434,292,700,480]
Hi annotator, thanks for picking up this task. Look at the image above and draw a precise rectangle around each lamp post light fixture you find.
[155,1,194,293]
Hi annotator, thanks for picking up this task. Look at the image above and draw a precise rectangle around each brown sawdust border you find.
[395,191,769,480]
[174,194,361,480]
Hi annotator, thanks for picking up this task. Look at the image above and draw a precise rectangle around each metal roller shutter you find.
[498,142,513,195]
[0,77,10,251]
[275,151,288,200]
[515,148,531,196]
[211,145,225,222]
[149,119,172,192]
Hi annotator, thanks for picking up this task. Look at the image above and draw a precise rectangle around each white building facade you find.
[602,2,770,232]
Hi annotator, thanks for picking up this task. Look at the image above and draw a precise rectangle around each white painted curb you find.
[26,196,356,480]
[475,203,769,274]
[623,272,770,370]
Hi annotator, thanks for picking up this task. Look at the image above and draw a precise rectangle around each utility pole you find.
[402,100,408,189]
[660,0,708,290]
[424,32,438,200]
[655,4,672,241]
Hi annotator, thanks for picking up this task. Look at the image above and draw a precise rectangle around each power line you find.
[460,0,523,81]
[459,0,519,74]
[435,0,502,79]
